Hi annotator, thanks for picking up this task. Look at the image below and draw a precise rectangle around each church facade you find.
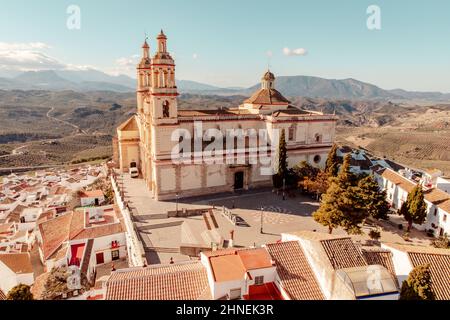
[114,31,338,200]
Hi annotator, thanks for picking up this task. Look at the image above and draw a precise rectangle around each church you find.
[113,30,337,200]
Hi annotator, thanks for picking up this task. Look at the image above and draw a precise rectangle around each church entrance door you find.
[234,171,244,190]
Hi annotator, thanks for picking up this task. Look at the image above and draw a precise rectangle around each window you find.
[111,250,120,261]
[314,133,322,143]
[288,126,295,141]
[444,214,447,222]
[162,101,170,118]
[434,208,438,216]
[313,155,321,164]
[254,276,264,285]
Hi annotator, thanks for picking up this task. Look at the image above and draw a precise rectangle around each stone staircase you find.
[80,239,94,276]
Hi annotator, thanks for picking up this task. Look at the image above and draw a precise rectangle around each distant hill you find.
[0,70,449,101]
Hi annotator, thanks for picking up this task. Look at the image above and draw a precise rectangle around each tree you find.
[357,175,390,220]
[273,130,288,189]
[293,161,320,189]
[303,170,330,199]
[313,154,367,234]
[325,144,339,177]
[401,185,428,232]
[400,264,435,300]
[7,284,34,300]
[313,178,344,234]
[338,154,357,187]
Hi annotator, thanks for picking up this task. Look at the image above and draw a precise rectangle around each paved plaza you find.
[117,173,432,265]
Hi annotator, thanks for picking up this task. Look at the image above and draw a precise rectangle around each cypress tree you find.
[325,144,339,177]
[338,154,357,187]
[400,264,435,300]
[273,129,288,189]
[277,129,288,180]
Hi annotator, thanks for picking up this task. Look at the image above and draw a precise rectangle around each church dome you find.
[262,70,275,81]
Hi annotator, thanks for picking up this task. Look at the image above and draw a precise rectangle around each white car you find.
[130,167,139,178]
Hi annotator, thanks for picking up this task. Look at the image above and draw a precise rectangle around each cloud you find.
[266,50,273,57]
[0,42,51,50]
[0,49,66,70]
[192,53,198,60]
[106,54,140,76]
[283,47,308,56]
[0,42,82,72]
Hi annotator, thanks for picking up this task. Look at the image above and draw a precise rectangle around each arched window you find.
[162,101,170,118]
[288,126,295,141]
[315,133,322,143]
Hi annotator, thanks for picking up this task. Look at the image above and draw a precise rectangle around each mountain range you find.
[1,69,449,101]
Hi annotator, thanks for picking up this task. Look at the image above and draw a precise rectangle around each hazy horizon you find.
[1,0,450,92]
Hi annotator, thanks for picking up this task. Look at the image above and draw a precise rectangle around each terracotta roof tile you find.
[38,213,73,260]
[80,190,104,198]
[39,209,124,261]
[266,241,324,300]
[237,248,273,270]
[208,248,274,282]
[361,247,399,288]
[106,262,211,300]
[407,252,450,300]
[424,188,450,213]
[209,254,246,282]
[381,168,416,193]
[383,243,450,300]
[0,253,33,274]
[244,88,290,105]
[320,238,367,270]
[72,223,124,240]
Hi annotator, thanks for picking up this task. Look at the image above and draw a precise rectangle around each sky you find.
[0,0,450,91]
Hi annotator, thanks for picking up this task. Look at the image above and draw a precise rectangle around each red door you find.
[96,252,104,265]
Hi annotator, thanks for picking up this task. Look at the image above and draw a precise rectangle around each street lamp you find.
[260,206,264,234]
[282,178,286,201]
[176,193,179,214]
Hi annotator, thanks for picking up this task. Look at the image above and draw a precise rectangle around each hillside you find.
[1,70,450,101]
[0,89,449,174]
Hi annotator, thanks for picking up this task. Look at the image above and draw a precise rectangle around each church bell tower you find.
[148,30,178,124]
[137,38,152,115]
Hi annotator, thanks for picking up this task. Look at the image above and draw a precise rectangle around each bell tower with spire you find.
[148,30,178,125]
[137,37,152,114]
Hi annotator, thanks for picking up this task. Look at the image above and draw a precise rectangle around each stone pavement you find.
[117,173,432,266]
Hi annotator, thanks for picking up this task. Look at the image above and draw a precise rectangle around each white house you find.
[0,253,34,295]
[436,176,450,193]
[79,190,105,207]
[376,167,450,236]
[37,205,127,281]
[200,248,279,300]
[281,231,399,300]
[382,243,450,300]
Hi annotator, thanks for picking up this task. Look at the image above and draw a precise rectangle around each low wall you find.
[111,175,146,267]
[167,208,212,218]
